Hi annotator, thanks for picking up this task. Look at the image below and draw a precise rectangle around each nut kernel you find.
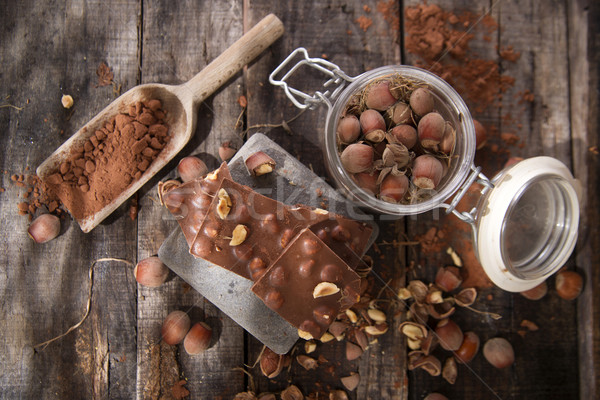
[216,189,232,219]
[314,208,329,215]
[61,94,74,109]
[230,224,249,246]
[254,163,273,175]
[313,282,340,298]
[298,329,314,340]
[365,324,388,336]
[305,341,317,353]
[319,332,335,343]
[345,309,358,323]
[400,322,427,341]
[367,308,386,323]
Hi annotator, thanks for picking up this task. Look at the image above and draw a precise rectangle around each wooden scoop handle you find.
[183,13,284,105]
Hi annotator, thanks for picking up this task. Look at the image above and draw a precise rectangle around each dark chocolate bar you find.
[162,162,231,246]
[251,228,361,340]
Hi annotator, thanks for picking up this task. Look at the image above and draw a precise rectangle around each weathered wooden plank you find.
[244,2,407,399]
[135,1,246,399]
[497,2,579,400]
[0,1,140,399]
[569,0,600,399]
[402,1,579,399]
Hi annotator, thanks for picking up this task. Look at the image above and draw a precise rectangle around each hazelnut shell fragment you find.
[245,151,276,176]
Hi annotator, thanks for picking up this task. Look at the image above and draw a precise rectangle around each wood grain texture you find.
[402,1,579,399]
[0,1,139,399]
[135,0,246,399]
[570,1,600,399]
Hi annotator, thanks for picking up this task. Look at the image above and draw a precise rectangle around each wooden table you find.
[1,1,598,399]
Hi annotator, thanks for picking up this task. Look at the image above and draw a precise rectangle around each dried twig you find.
[33,257,133,350]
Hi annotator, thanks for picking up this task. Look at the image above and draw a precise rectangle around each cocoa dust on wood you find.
[46,99,170,220]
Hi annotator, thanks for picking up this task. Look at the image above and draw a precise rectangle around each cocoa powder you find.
[46,99,170,220]
[405,4,518,114]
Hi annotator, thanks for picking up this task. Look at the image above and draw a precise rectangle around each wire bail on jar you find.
[269,47,356,110]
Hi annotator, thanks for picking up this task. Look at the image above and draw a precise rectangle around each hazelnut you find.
[555,270,583,300]
[229,224,249,246]
[296,354,318,370]
[379,173,409,203]
[337,115,361,144]
[218,141,237,162]
[340,143,374,174]
[435,318,463,351]
[161,310,191,345]
[473,119,487,149]
[412,154,444,190]
[134,256,169,287]
[313,282,340,298]
[454,331,480,364]
[304,340,317,353]
[28,214,61,243]
[364,323,388,336]
[424,394,449,400]
[183,322,212,355]
[177,156,208,182]
[319,332,335,343]
[409,87,434,116]
[417,112,446,149]
[519,281,548,300]
[298,329,314,340]
[216,189,232,219]
[483,337,515,368]
[260,346,287,378]
[367,308,386,323]
[61,94,74,109]
[359,109,386,133]
[345,309,358,323]
[245,151,276,176]
[365,80,396,111]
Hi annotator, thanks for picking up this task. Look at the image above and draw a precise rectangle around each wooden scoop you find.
[37,14,284,233]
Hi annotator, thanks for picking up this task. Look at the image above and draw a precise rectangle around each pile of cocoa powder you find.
[46,99,170,220]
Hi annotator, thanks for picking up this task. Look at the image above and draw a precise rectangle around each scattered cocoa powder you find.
[45,99,170,220]
[404,4,518,114]
[96,62,114,87]
[10,173,63,220]
[356,15,373,32]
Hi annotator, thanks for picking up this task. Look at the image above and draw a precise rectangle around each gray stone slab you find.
[158,133,378,354]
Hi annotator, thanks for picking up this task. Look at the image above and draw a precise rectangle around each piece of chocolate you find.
[251,228,361,340]
[308,218,373,270]
[162,162,231,246]
[189,178,320,280]
[189,178,373,281]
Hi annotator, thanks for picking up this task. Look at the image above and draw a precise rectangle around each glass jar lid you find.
[475,157,580,292]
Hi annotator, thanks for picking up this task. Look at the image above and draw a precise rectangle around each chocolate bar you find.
[162,162,231,246]
[189,178,373,281]
[251,228,361,340]
[189,178,320,280]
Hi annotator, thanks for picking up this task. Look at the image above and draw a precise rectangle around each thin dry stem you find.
[33,257,134,350]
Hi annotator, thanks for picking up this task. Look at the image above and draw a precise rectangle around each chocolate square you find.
[251,228,361,340]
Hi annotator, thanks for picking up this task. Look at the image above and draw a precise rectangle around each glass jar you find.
[269,48,580,292]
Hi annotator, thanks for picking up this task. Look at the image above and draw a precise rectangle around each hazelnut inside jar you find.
[324,65,476,215]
